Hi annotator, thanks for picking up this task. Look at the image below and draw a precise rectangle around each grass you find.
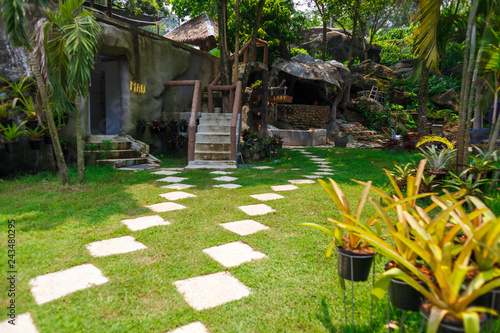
[0,148,498,332]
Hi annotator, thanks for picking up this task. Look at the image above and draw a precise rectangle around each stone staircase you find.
[186,113,238,169]
[85,135,150,168]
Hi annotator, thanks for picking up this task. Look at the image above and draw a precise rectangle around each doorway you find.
[89,55,122,135]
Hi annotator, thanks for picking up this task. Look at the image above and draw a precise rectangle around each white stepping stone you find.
[156,176,188,183]
[271,184,298,192]
[318,168,334,172]
[220,219,270,236]
[121,215,170,231]
[307,155,319,158]
[238,204,275,216]
[203,241,266,268]
[313,172,334,175]
[288,179,316,184]
[161,168,185,171]
[250,193,285,201]
[151,170,180,176]
[147,202,187,212]
[160,191,196,201]
[0,313,38,333]
[213,184,242,189]
[86,236,147,257]
[169,322,210,333]
[303,175,321,179]
[210,171,233,175]
[213,176,238,182]
[162,184,196,190]
[253,166,273,169]
[29,264,108,305]
[174,271,251,311]
[301,152,313,154]
[315,161,331,164]
[311,158,327,161]
[291,168,300,170]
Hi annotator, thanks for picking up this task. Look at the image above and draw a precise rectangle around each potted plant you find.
[0,121,27,153]
[26,126,45,150]
[19,96,38,129]
[134,118,147,134]
[178,119,188,132]
[176,134,187,148]
[0,100,15,127]
[301,179,377,282]
[148,119,165,135]
[168,118,178,134]
[164,135,176,149]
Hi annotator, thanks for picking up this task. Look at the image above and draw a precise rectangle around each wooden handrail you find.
[163,80,201,162]
[230,81,243,161]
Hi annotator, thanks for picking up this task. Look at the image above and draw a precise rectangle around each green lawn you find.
[1,148,498,332]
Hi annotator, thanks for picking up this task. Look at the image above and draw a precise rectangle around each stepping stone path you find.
[169,322,210,333]
[160,191,196,201]
[174,271,251,311]
[271,184,298,192]
[210,171,233,175]
[156,176,188,183]
[0,313,39,333]
[249,193,285,201]
[313,172,334,176]
[288,179,316,184]
[291,168,300,170]
[213,184,242,189]
[147,202,186,212]
[318,168,334,172]
[29,264,108,305]
[303,175,321,179]
[213,176,238,182]
[87,236,147,257]
[253,166,273,169]
[162,184,196,190]
[311,158,327,161]
[220,219,270,236]
[238,204,275,216]
[152,170,180,176]
[121,215,170,231]
[203,241,266,268]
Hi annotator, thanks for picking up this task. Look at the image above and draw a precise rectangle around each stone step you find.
[196,142,231,152]
[195,133,231,143]
[186,160,237,169]
[97,157,149,168]
[86,141,131,150]
[198,118,232,126]
[85,149,140,159]
[200,112,233,120]
[194,151,232,161]
[197,125,231,133]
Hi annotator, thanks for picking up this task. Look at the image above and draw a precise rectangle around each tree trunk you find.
[417,64,429,135]
[473,81,483,129]
[456,1,479,174]
[232,0,241,84]
[241,0,266,90]
[75,97,85,183]
[348,2,360,67]
[322,4,327,61]
[260,69,269,137]
[488,84,499,153]
[30,54,70,185]
[107,0,112,17]
[217,0,231,112]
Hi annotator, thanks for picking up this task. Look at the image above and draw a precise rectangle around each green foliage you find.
[374,26,415,66]
[441,42,464,71]
[133,118,147,127]
[26,126,45,140]
[290,47,309,57]
[0,121,28,141]
[0,100,15,121]
[100,140,113,159]
[418,145,456,172]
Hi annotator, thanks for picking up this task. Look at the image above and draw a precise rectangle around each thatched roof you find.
[164,13,218,52]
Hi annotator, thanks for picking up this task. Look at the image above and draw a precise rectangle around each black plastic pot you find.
[136,126,146,134]
[337,246,376,282]
[29,140,42,150]
[4,141,20,153]
[388,278,426,311]
[420,303,487,333]
[150,127,160,135]
[170,126,178,134]
[26,120,39,129]
[43,134,52,144]
[334,136,349,147]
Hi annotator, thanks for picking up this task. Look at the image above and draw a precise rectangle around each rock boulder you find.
[430,88,459,112]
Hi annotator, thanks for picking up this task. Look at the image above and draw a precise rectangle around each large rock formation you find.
[300,27,381,64]
[0,25,31,83]
[430,88,459,112]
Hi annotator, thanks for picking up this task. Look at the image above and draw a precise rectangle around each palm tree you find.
[44,0,102,183]
[1,0,70,184]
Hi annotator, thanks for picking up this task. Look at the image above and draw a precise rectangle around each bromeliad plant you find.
[419,145,456,173]
[300,178,376,255]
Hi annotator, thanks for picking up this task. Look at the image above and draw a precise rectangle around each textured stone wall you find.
[276,104,330,129]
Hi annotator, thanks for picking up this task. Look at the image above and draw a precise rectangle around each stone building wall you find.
[276,105,330,129]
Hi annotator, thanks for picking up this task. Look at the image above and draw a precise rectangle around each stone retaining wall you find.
[276,105,330,129]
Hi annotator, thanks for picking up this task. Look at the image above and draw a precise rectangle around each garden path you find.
[2,149,335,332]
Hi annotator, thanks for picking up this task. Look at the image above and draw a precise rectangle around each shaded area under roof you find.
[164,13,218,52]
